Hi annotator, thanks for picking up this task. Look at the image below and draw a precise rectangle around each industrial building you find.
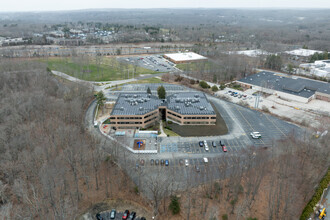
[163,52,207,64]
[299,60,330,79]
[237,71,330,103]
[109,92,216,129]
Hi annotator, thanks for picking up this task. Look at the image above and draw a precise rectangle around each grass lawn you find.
[167,104,228,137]
[126,77,164,84]
[43,57,158,81]
[176,60,222,72]
[163,128,179,137]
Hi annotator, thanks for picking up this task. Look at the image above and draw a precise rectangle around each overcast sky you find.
[2,0,330,12]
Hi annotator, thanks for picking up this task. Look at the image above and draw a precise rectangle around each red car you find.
[122,210,130,220]
[220,141,227,152]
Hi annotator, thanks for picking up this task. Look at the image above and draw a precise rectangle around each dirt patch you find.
[133,139,146,150]
[167,104,228,137]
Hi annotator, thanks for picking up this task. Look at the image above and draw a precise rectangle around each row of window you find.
[145,116,158,124]
[167,116,181,123]
[144,111,157,119]
[167,111,182,119]
[116,117,142,120]
[117,122,142,124]
[183,121,210,124]
[184,116,209,120]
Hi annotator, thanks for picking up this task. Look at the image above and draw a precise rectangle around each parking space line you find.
[233,105,267,146]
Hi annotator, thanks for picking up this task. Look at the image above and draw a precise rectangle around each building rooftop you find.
[238,71,330,98]
[285,48,323,57]
[111,92,216,116]
[164,52,207,62]
[167,92,215,115]
[111,93,163,115]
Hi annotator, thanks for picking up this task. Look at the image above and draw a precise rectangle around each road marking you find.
[234,105,267,146]
[263,114,288,137]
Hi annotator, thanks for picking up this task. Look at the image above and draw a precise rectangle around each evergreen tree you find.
[96,91,106,106]
[157,86,166,99]
[147,87,151,94]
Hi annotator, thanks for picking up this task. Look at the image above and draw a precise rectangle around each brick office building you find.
[109,92,216,130]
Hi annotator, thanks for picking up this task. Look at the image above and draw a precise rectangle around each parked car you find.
[155,159,159,165]
[160,159,165,166]
[185,159,189,167]
[205,144,209,151]
[212,141,216,147]
[220,141,227,152]
[203,157,208,164]
[96,213,102,220]
[165,160,169,166]
[250,132,262,139]
[199,141,204,147]
[110,209,116,219]
[150,159,154,165]
[122,210,130,220]
[195,165,200,172]
[140,218,146,220]
[127,211,136,220]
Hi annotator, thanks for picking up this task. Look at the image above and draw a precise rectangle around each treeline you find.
[0,60,143,219]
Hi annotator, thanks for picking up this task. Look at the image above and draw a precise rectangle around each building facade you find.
[109,92,216,129]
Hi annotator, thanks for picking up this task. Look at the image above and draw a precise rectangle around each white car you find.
[204,140,209,151]
[250,132,262,139]
[203,157,208,164]
[185,159,189,167]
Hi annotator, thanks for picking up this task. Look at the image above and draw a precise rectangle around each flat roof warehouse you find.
[164,52,207,63]
[237,71,330,102]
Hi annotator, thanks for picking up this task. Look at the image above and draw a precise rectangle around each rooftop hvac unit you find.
[133,95,137,98]
[120,107,124,111]
[200,106,205,110]
[175,106,180,110]
[194,94,199,98]
[139,107,144,111]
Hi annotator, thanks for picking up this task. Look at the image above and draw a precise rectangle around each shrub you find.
[169,196,180,214]
[167,121,173,124]
[222,214,228,220]
[174,75,183,82]
[211,85,219,92]
[190,79,196,84]
[134,186,139,194]
[220,83,226,90]
[199,80,209,89]
[262,105,270,113]
[300,168,330,220]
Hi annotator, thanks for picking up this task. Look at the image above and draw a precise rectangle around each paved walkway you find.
[158,121,167,137]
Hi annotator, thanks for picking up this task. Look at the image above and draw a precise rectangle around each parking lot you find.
[117,54,178,72]
[97,210,146,220]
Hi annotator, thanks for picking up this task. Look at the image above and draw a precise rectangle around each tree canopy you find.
[157,85,166,99]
